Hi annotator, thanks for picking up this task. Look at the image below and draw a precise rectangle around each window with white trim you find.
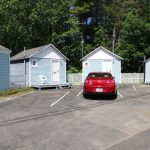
[31,59,37,67]
[83,61,89,67]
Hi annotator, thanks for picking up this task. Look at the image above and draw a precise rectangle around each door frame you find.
[102,59,112,73]
[51,59,60,84]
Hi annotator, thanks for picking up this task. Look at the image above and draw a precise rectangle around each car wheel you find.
[83,93,88,99]
[112,92,117,99]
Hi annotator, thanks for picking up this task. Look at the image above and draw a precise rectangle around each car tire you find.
[112,92,117,99]
[83,93,88,99]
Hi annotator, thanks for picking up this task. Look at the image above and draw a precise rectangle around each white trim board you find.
[80,46,123,61]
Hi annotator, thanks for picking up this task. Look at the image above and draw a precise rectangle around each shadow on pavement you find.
[84,95,117,100]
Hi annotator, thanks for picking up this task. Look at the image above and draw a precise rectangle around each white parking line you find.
[77,90,83,97]
[117,91,123,98]
[50,92,70,107]
[133,86,136,91]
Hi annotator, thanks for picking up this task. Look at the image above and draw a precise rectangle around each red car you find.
[83,72,117,98]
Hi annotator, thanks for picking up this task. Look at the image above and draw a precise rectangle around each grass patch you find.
[0,87,34,97]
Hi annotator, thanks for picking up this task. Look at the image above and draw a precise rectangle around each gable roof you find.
[146,58,150,62]
[80,46,123,61]
[11,44,69,61]
[0,45,11,54]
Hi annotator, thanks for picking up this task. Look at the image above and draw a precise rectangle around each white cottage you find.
[0,45,11,91]
[81,46,123,84]
[10,44,69,88]
[145,59,150,84]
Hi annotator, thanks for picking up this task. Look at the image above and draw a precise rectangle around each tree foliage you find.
[0,0,149,72]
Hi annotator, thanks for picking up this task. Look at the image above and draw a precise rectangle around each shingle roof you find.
[146,58,150,62]
[80,46,123,61]
[11,45,47,61]
[0,45,11,53]
[11,44,69,61]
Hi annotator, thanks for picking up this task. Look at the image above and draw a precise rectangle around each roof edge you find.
[0,45,11,54]
[50,44,69,61]
[100,46,123,60]
[146,58,150,62]
[29,44,50,58]
[80,46,123,61]
[29,44,69,61]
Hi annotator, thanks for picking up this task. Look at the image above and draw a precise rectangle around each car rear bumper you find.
[84,86,116,92]
[83,91,116,96]
[83,85,117,95]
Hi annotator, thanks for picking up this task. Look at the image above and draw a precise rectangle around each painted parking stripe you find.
[117,91,123,98]
[77,90,83,97]
[133,86,136,91]
[50,92,70,107]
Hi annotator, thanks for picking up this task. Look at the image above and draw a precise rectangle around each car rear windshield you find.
[87,73,112,78]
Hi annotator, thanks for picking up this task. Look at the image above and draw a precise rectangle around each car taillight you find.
[111,80,115,84]
[85,80,88,83]
[84,80,92,85]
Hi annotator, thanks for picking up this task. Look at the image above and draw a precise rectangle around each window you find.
[87,73,112,78]
[32,60,37,67]
[84,61,89,67]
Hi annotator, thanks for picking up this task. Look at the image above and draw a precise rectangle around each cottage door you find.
[102,60,112,73]
[52,60,60,83]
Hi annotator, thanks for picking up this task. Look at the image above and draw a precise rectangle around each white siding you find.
[10,62,24,75]
[34,47,64,59]
[145,61,150,83]
[88,50,115,60]
[10,60,29,86]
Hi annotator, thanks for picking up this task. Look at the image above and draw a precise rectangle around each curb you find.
[0,91,35,104]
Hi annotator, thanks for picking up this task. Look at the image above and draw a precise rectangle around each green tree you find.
[0,0,149,72]
[116,0,150,72]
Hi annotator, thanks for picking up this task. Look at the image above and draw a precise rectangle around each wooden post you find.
[24,47,26,86]
[112,26,116,53]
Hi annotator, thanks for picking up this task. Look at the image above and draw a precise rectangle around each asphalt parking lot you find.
[0,84,150,150]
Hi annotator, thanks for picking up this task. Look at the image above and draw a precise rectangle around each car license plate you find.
[96,88,103,92]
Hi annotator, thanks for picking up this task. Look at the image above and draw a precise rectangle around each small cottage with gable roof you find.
[145,59,150,84]
[81,46,123,84]
[10,44,69,88]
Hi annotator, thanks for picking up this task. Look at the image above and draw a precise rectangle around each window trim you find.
[83,61,89,67]
[31,59,37,67]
